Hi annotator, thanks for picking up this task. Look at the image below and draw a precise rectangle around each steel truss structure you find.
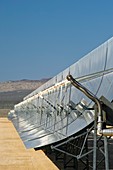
[52,119,110,169]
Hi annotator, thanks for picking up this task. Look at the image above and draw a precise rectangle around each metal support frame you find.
[93,107,109,170]
[51,122,110,169]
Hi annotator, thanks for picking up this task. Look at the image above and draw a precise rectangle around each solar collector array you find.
[9,37,113,149]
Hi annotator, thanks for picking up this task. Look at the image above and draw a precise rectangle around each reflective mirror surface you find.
[9,37,113,149]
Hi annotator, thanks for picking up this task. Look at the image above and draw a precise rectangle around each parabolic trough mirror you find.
[8,37,113,149]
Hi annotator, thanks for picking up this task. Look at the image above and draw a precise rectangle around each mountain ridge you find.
[0,78,50,93]
[0,78,50,110]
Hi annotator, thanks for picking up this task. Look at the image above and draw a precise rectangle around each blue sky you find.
[0,0,113,82]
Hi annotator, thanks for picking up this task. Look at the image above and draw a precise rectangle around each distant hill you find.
[0,78,50,110]
[0,78,49,92]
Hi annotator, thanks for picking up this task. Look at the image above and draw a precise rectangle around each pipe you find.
[67,74,113,136]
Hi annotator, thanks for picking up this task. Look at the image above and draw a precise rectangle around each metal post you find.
[93,105,98,170]
[85,136,89,170]
[93,118,97,170]
[104,136,109,170]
